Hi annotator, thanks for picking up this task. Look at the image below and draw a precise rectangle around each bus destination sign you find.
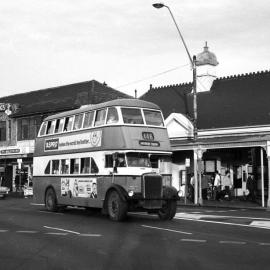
[139,131,160,147]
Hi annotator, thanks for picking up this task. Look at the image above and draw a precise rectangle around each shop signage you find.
[0,149,20,155]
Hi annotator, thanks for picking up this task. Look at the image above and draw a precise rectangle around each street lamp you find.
[153,3,201,205]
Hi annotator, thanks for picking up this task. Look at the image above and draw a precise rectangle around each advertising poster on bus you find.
[61,178,97,198]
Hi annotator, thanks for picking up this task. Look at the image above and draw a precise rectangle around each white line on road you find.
[180,239,207,243]
[258,243,270,246]
[44,226,80,235]
[31,203,45,206]
[142,225,192,235]
[0,230,8,232]
[175,216,270,230]
[45,232,68,235]
[79,234,102,237]
[16,231,38,234]
[219,241,246,245]
[39,210,64,215]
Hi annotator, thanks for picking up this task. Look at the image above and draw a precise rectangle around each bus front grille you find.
[142,174,162,199]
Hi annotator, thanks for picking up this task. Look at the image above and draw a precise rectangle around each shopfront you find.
[169,132,270,207]
[0,146,33,192]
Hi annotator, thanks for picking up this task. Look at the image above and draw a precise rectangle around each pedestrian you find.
[246,173,256,202]
[213,170,222,201]
[15,174,20,192]
[201,173,209,200]
[189,173,195,202]
[222,170,233,200]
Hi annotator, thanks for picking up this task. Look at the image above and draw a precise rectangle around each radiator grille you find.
[142,174,162,199]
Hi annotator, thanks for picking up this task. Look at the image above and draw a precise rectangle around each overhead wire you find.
[115,63,189,89]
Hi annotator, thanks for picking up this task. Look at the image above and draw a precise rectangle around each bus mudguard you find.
[106,184,129,202]
[162,186,179,200]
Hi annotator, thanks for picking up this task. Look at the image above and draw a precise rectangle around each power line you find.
[116,63,189,88]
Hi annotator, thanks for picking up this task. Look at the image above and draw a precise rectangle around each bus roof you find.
[44,98,161,121]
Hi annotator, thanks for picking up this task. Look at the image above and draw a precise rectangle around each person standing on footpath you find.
[214,170,222,201]
[246,173,256,202]
[223,170,233,200]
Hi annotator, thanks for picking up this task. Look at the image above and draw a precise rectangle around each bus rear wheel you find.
[45,188,58,212]
[158,200,177,220]
[107,190,127,221]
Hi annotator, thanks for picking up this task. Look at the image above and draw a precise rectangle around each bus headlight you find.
[128,190,134,197]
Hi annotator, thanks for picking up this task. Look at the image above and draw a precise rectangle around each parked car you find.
[0,186,10,199]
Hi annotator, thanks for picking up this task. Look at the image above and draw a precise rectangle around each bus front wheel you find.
[158,200,177,220]
[45,188,58,212]
[107,190,127,221]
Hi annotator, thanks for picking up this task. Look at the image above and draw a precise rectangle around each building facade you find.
[0,80,130,192]
[141,45,270,207]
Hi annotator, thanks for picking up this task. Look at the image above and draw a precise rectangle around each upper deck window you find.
[55,118,64,133]
[39,122,47,136]
[143,110,164,126]
[73,114,83,130]
[63,116,74,132]
[121,108,144,125]
[46,120,56,135]
[94,109,106,127]
[83,111,95,128]
[106,107,119,124]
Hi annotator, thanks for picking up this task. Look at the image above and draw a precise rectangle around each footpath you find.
[178,197,268,211]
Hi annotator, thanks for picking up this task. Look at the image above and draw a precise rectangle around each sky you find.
[0,0,269,98]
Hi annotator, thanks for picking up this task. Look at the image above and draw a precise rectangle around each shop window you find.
[73,114,83,130]
[45,161,51,174]
[83,111,94,128]
[52,160,60,174]
[94,109,106,127]
[0,121,6,141]
[18,117,41,140]
[81,157,90,174]
[91,158,99,173]
[55,119,64,133]
[61,159,70,174]
[70,158,80,174]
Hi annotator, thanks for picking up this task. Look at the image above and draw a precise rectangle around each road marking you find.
[180,239,207,243]
[219,241,246,245]
[79,234,102,237]
[175,216,270,230]
[0,230,8,232]
[44,226,80,235]
[39,210,64,215]
[250,221,270,229]
[16,231,38,234]
[45,232,68,236]
[258,243,270,246]
[142,225,192,235]
[31,203,45,206]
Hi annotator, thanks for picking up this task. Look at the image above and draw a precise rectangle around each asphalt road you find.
[0,197,270,270]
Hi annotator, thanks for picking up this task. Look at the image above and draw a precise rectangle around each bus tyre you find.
[45,188,58,212]
[158,200,177,221]
[107,190,127,221]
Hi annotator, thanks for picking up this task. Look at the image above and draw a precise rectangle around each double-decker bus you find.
[33,99,178,221]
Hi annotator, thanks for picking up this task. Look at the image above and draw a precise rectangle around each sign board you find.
[185,158,190,167]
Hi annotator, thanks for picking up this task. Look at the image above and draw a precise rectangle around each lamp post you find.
[153,3,201,205]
